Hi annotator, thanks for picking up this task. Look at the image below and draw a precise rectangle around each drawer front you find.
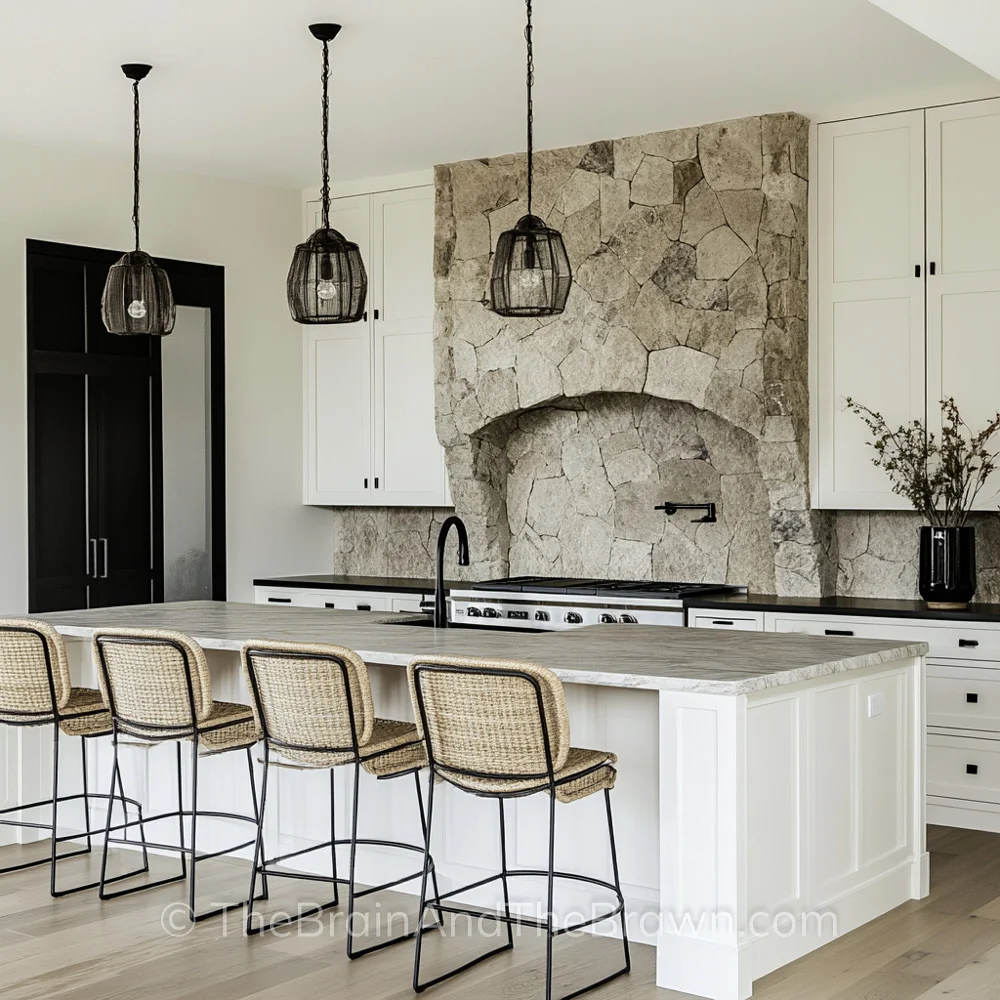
[690,614,762,632]
[928,664,1000,733]
[770,615,1000,662]
[928,735,1000,805]
[254,587,390,611]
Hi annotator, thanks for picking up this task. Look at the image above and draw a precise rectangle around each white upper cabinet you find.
[812,100,1000,511]
[926,99,1000,510]
[302,185,450,507]
[813,111,926,510]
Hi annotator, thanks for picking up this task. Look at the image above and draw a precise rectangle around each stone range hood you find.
[433,113,835,596]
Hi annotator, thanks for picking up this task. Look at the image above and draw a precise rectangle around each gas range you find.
[448,577,745,631]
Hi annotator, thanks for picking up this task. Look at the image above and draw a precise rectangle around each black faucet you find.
[434,515,470,628]
[654,502,718,523]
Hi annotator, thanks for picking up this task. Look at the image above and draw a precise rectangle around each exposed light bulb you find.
[518,268,543,294]
[317,279,339,302]
[127,299,147,319]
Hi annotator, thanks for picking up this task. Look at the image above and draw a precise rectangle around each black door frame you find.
[26,239,227,605]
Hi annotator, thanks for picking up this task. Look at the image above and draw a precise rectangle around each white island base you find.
[15,604,929,1000]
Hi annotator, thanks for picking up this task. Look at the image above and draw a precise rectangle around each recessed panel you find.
[939,114,1000,275]
[832,127,914,283]
[831,297,916,494]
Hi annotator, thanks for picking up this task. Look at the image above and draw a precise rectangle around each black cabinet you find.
[28,249,159,611]
[27,240,227,614]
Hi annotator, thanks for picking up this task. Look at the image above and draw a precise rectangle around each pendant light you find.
[287,24,367,324]
[101,64,175,337]
[489,0,571,317]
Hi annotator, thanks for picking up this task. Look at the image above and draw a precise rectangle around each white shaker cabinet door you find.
[813,112,926,509]
[303,325,373,505]
[371,187,449,506]
[926,99,1000,510]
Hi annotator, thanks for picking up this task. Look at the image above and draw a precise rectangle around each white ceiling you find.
[0,0,995,189]
[868,0,1000,82]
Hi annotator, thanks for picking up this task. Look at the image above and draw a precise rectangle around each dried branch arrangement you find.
[845,397,1000,528]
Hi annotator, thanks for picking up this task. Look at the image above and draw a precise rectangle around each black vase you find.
[919,526,977,608]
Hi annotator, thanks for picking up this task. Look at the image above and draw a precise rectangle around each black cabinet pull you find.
[268,597,292,604]
[929,261,937,275]
[374,477,379,489]
[915,264,921,277]
[374,309,379,320]
[959,639,980,648]
[363,311,368,322]
[967,764,979,775]
[357,604,371,611]
[325,602,336,609]
[712,620,735,626]
[364,478,368,489]
[967,693,980,704]
[825,628,854,637]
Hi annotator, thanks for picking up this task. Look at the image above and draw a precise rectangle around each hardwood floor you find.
[1,825,999,999]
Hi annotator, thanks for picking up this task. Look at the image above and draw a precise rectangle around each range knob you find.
[619,614,638,624]
[600,613,618,624]
[534,610,550,622]
[482,607,501,618]
[564,612,583,624]
[465,606,482,617]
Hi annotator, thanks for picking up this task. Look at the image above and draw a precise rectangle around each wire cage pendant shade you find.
[288,23,367,325]
[490,0,572,318]
[490,215,571,317]
[102,63,175,337]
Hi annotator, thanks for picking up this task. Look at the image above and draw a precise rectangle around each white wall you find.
[0,139,331,613]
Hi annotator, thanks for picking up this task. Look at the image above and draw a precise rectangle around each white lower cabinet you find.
[753,608,1000,833]
[253,586,427,614]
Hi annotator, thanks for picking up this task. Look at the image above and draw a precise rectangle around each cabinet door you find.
[371,187,449,506]
[926,99,1000,510]
[814,112,926,509]
[303,325,373,504]
[303,193,375,506]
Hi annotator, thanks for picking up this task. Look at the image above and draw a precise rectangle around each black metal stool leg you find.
[544,791,557,1000]
[346,762,362,958]
[245,748,270,935]
[605,788,631,975]
[246,747,268,901]
[80,737,92,853]
[414,770,443,926]
[412,771,436,992]
[330,767,340,906]
[48,724,61,897]
[498,797,514,949]
[176,742,187,879]
[187,740,199,921]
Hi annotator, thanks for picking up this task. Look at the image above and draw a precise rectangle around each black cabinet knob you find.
[967,764,979,775]
[967,693,980,704]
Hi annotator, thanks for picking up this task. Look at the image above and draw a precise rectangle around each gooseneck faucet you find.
[434,515,470,628]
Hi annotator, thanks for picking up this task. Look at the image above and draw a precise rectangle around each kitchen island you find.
[25,601,928,1000]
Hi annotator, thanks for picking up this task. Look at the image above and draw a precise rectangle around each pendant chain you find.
[525,0,534,217]
[132,79,141,251]
[320,38,331,230]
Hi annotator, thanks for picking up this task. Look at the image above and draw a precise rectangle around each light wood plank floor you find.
[2,825,999,999]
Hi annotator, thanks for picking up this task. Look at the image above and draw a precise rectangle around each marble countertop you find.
[30,601,928,695]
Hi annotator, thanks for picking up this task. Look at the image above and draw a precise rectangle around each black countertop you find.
[683,593,1000,623]
[253,574,459,594]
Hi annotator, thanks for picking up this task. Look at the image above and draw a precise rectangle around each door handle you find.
[100,539,109,579]
[89,538,98,578]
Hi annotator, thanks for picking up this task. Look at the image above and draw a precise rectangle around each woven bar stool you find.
[241,639,441,957]
[408,655,630,1000]
[0,619,148,896]
[92,627,264,923]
